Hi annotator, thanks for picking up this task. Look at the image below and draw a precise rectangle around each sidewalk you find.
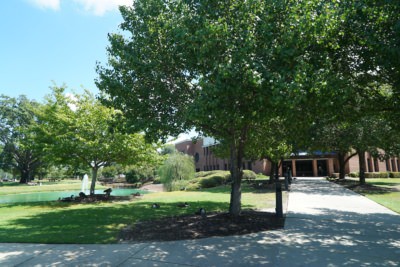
[1,179,399,266]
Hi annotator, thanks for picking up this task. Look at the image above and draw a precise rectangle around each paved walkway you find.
[1,179,399,266]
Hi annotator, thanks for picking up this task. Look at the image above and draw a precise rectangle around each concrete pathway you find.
[1,178,399,266]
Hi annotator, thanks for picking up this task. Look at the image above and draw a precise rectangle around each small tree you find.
[158,152,195,191]
[38,86,160,194]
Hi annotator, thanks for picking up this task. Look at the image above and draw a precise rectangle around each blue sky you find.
[0,0,130,101]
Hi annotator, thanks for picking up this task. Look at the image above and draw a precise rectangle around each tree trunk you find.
[357,150,366,185]
[19,169,29,183]
[229,143,243,216]
[90,167,99,195]
[269,161,276,184]
[338,152,346,180]
[19,165,33,184]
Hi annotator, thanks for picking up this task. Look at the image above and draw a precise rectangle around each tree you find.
[38,87,160,195]
[0,95,44,183]
[158,152,195,191]
[97,0,363,215]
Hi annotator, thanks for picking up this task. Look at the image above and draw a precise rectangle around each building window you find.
[367,158,372,172]
[392,159,397,172]
[374,158,379,172]
[386,159,391,171]
[224,164,228,170]
[247,161,252,170]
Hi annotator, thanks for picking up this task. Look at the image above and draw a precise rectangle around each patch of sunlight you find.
[0,251,24,259]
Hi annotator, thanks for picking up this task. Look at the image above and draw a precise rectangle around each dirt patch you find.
[119,210,284,243]
[58,193,142,203]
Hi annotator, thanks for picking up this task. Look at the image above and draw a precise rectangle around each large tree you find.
[97,0,285,215]
[38,87,160,195]
[0,95,44,183]
[96,0,353,215]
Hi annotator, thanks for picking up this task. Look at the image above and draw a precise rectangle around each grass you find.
[361,178,400,214]
[340,178,400,214]
[0,182,285,244]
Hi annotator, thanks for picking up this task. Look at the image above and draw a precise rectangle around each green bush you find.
[195,170,221,178]
[256,173,269,180]
[158,152,195,191]
[169,180,189,191]
[125,169,141,183]
[365,172,389,178]
[380,172,389,178]
[389,172,400,178]
[365,172,376,178]
[124,166,155,183]
[199,175,227,188]
[243,170,257,181]
[153,176,162,184]
[349,172,359,178]
[185,182,201,191]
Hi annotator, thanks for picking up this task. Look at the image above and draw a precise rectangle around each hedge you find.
[389,172,400,178]
[365,172,390,178]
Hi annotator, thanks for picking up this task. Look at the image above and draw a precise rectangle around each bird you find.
[177,202,189,208]
[152,203,160,208]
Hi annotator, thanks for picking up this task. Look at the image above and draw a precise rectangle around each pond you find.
[0,188,148,204]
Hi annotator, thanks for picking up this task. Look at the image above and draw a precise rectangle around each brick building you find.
[175,138,400,177]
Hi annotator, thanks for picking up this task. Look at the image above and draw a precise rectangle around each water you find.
[0,188,148,204]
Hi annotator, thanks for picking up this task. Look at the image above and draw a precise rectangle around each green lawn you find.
[362,178,400,214]
[0,182,285,244]
[342,178,400,213]
[0,179,106,195]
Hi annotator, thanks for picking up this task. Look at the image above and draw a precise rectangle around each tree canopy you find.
[38,87,160,194]
[97,0,400,214]
[0,95,44,183]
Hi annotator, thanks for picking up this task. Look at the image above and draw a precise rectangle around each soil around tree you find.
[118,210,285,243]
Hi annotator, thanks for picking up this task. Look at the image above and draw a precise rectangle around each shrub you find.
[365,172,389,178]
[256,173,269,180]
[153,176,162,184]
[349,172,359,178]
[243,170,257,181]
[124,165,156,183]
[331,173,339,178]
[185,182,201,191]
[158,152,195,191]
[168,179,189,191]
[380,172,389,178]
[365,172,375,178]
[195,170,220,178]
[199,175,227,188]
[389,172,400,178]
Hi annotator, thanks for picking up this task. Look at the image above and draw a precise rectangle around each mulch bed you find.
[58,194,141,203]
[118,210,285,243]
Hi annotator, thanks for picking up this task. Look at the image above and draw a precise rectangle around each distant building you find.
[175,138,400,177]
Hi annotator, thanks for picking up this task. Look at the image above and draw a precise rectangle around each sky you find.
[0,0,196,142]
[0,0,131,101]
